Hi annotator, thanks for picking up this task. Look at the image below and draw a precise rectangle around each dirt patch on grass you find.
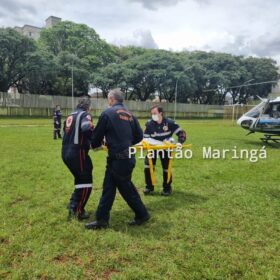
[0,237,9,244]
[53,254,84,266]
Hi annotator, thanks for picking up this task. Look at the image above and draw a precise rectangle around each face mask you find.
[152,114,159,122]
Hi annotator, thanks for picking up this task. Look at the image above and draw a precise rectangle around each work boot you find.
[68,209,90,221]
[78,211,90,220]
[143,186,154,195]
[85,220,109,230]
[161,186,172,196]
[128,214,151,226]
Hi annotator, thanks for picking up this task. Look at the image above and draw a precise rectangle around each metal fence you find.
[0,92,247,119]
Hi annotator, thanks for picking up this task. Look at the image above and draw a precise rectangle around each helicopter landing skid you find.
[260,134,280,143]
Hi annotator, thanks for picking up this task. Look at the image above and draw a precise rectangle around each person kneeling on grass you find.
[62,97,94,220]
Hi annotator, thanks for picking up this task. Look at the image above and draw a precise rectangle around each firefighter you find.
[53,105,62,139]
[143,105,186,196]
[85,88,150,230]
[62,97,94,220]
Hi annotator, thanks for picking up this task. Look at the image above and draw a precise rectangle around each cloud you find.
[113,29,158,49]
[0,0,36,14]
[207,31,280,62]
[130,0,183,10]
[214,35,251,56]
[0,0,37,18]
[0,0,279,63]
[0,0,38,27]
[250,33,280,57]
[130,0,208,10]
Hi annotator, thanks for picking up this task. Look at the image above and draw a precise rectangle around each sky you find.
[1,0,280,63]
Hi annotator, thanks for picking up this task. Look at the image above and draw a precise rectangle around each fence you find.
[0,92,250,119]
[224,104,255,121]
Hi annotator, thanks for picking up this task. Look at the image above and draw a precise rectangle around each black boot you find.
[161,186,172,196]
[143,186,154,195]
[68,209,90,221]
[128,214,151,226]
[85,220,109,230]
[78,211,90,220]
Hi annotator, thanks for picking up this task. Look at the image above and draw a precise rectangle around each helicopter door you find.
[253,100,271,129]
[271,103,280,119]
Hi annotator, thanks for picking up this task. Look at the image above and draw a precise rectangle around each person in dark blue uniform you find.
[85,88,150,230]
[143,105,186,196]
[53,105,62,139]
[62,97,94,220]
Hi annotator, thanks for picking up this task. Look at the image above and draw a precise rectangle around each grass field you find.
[0,118,279,280]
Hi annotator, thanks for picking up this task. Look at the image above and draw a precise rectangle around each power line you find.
[202,80,278,92]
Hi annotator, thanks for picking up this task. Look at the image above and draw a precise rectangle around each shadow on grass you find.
[267,188,280,199]
[243,140,280,149]
[107,191,208,238]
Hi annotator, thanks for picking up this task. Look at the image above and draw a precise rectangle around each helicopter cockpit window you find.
[263,104,273,115]
[271,104,280,118]
[244,101,266,118]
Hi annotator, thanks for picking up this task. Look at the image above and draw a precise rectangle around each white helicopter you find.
[237,97,280,143]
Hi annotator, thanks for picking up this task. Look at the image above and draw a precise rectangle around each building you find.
[14,25,42,40]
[14,16,61,40]
[45,16,61,29]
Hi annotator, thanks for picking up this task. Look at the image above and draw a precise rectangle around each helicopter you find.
[237,97,280,143]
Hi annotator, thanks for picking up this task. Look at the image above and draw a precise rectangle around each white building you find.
[14,16,61,40]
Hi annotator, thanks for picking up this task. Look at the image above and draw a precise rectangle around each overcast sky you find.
[1,0,280,63]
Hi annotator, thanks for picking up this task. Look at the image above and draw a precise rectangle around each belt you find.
[109,148,133,160]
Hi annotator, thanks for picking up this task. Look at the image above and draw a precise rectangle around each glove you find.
[176,143,182,149]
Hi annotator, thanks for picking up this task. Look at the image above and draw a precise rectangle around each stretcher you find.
[95,138,192,187]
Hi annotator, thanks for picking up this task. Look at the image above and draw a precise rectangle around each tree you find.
[20,49,58,95]
[0,28,36,92]
[120,49,196,101]
[38,21,116,69]
[240,57,278,103]
[36,21,117,96]
[92,63,127,98]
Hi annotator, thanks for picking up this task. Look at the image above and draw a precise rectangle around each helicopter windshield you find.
[244,100,267,118]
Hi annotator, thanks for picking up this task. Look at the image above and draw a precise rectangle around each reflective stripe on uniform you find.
[163,169,168,172]
[151,131,172,137]
[174,127,182,135]
[74,111,85,144]
[75,183,93,189]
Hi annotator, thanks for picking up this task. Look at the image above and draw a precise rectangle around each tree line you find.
[0,21,279,104]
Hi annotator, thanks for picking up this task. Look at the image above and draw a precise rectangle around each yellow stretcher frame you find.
[139,140,192,186]
[95,140,192,187]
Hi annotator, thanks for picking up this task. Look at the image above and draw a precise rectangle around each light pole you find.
[174,78,179,120]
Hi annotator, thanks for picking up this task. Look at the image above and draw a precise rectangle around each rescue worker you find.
[62,97,94,220]
[53,105,62,139]
[85,88,150,230]
[143,105,186,196]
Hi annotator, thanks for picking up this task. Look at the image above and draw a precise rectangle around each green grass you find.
[0,118,279,280]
